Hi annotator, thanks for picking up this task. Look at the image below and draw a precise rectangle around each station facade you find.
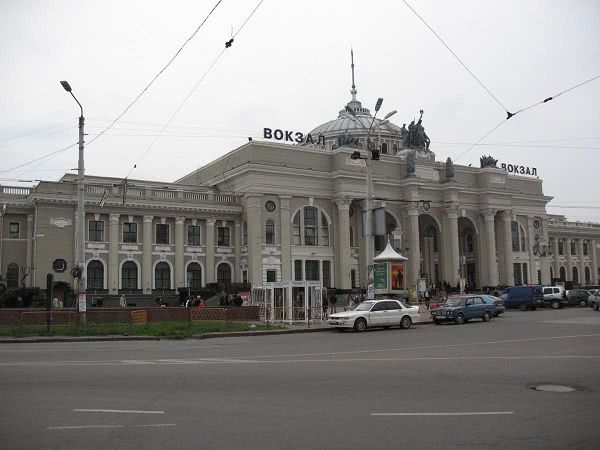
[1,77,599,301]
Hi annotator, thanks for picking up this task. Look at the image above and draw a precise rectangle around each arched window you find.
[87,260,104,290]
[155,262,171,289]
[265,220,275,244]
[187,262,202,289]
[320,212,329,246]
[242,221,247,246]
[121,261,138,290]
[572,266,579,284]
[392,144,398,152]
[304,206,318,245]
[585,267,591,284]
[349,225,354,247]
[217,263,231,288]
[292,207,330,246]
[6,263,19,288]
[559,266,566,281]
[381,143,388,154]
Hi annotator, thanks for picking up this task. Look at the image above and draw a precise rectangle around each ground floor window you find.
[305,260,320,281]
[6,263,19,288]
[351,269,356,288]
[294,260,303,281]
[217,263,232,288]
[87,260,104,289]
[121,261,138,289]
[242,270,248,284]
[322,261,331,288]
[513,263,528,286]
[187,262,202,289]
[266,270,277,282]
[155,262,171,289]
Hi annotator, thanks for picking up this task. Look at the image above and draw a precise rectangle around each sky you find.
[1,0,599,221]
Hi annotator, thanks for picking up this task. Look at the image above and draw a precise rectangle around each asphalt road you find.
[1,307,600,449]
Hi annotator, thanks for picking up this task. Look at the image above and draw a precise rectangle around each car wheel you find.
[551,300,560,310]
[593,303,600,311]
[400,316,412,329]
[434,319,442,325]
[519,304,527,311]
[482,311,491,322]
[354,318,367,332]
[455,314,465,324]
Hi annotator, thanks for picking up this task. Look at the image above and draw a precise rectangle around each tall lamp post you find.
[60,81,86,314]
[346,99,396,299]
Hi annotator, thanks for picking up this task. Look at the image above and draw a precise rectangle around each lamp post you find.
[346,99,396,299]
[60,81,86,315]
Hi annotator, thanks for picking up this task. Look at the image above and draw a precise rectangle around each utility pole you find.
[60,81,86,321]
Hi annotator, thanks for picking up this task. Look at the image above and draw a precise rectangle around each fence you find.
[0,306,260,327]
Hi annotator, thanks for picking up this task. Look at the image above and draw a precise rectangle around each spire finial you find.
[350,48,357,101]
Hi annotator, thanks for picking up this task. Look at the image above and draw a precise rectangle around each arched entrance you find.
[217,262,232,291]
[419,215,441,287]
[458,217,479,289]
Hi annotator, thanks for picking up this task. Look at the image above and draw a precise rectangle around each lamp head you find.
[384,110,397,120]
[60,81,72,92]
[375,97,383,112]
[345,105,357,117]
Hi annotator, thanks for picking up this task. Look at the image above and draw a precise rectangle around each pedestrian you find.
[199,298,206,309]
[119,294,127,308]
[185,297,191,308]
[58,299,64,309]
[52,297,59,309]
[322,295,328,318]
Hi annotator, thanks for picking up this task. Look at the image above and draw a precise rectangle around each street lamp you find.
[347,98,396,299]
[60,81,86,315]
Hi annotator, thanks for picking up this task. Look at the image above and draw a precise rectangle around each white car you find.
[328,299,420,332]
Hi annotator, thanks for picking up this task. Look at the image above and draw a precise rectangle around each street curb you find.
[0,336,161,344]
[0,320,434,343]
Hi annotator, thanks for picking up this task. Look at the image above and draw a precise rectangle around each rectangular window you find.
[513,263,522,286]
[304,207,317,246]
[558,240,564,255]
[305,260,320,281]
[294,260,303,281]
[319,214,329,246]
[156,224,169,244]
[266,270,277,282]
[583,242,588,256]
[242,270,248,284]
[217,226,230,246]
[570,241,576,255]
[322,260,331,288]
[8,222,19,239]
[188,225,201,246]
[123,222,137,243]
[522,263,528,285]
[511,222,520,252]
[89,220,104,242]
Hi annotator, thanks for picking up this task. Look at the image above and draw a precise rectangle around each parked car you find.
[565,289,590,307]
[482,295,505,316]
[542,286,566,309]
[500,285,543,311]
[327,299,420,332]
[431,295,495,324]
[587,289,600,311]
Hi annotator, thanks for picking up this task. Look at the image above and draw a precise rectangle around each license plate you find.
[433,313,445,318]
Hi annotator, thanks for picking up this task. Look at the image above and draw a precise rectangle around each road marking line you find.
[73,409,164,414]
[371,412,515,416]
[134,423,176,427]
[47,425,124,430]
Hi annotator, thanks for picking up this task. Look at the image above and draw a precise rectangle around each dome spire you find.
[350,48,357,101]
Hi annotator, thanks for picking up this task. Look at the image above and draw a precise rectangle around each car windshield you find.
[353,302,374,311]
[445,298,465,307]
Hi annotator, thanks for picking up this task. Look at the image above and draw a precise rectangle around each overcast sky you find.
[1,0,599,221]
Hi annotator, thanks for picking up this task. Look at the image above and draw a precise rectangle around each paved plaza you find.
[1,307,599,449]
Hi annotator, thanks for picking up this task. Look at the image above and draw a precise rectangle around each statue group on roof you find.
[401,109,430,150]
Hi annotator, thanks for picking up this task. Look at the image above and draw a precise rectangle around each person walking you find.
[119,294,127,308]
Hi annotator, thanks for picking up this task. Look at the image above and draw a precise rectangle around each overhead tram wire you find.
[85,0,223,147]
[454,119,506,162]
[124,0,265,179]
[400,0,509,114]
[0,118,76,143]
[0,142,78,175]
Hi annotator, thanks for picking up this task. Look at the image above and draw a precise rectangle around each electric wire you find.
[124,0,265,179]
[85,0,223,148]
[400,0,508,113]
[0,118,76,143]
[0,124,76,149]
[454,119,507,162]
[0,142,78,174]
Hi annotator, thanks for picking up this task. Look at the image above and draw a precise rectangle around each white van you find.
[542,286,566,308]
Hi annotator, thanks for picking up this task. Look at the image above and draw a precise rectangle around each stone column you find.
[205,218,216,284]
[552,238,560,279]
[591,240,598,284]
[407,205,421,287]
[443,204,460,286]
[245,195,263,287]
[577,239,585,285]
[501,211,514,286]
[482,210,498,287]
[142,215,153,293]
[234,221,241,282]
[335,198,352,289]
[526,217,537,283]
[108,213,120,294]
[565,238,572,281]
[26,214,33,287]
[279,196,292,282]
[175,217,185,289]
